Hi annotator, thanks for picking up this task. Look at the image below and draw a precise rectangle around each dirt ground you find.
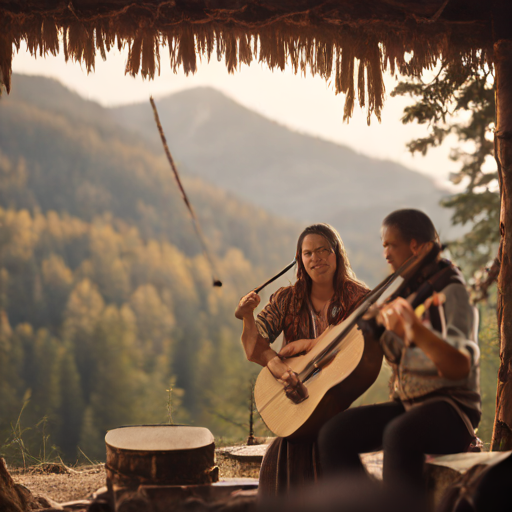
[10,464,107,504]
[9,454,260,505]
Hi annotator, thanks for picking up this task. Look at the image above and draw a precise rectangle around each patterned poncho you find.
[256,279,369,345]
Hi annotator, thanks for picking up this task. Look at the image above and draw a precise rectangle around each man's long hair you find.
[291,224,364,321]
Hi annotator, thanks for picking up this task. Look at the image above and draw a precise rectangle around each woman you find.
[318,209,481,502]
[235,223,369,496]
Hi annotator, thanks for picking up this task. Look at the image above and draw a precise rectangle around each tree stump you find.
[105,425,219,488]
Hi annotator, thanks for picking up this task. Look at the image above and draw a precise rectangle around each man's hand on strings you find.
[379,293,447,344]
[235,291,261,319]
[267,355,309,404]
[379,297,419,344]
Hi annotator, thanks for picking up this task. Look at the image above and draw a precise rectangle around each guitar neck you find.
[299,272,406,381]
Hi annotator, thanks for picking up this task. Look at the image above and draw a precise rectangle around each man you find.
[317,209,480,501]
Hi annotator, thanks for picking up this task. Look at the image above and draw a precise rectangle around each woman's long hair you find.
[291,223,365,322]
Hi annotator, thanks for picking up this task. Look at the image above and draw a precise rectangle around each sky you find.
[11,41,461,190]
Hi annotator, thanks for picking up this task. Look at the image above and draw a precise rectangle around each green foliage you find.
[0,206,275,463]
[0,77,304,464]
[392,60,498,276]
[394,61,501,445]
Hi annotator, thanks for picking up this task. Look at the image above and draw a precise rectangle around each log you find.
[114,481,258,512]
[105,425,219,488]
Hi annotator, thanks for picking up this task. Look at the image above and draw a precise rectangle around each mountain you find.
[0,74,311,451]
[1,74,457,285]
[0,74,299,282]
[111,88,453,224]
[111,87,458,278]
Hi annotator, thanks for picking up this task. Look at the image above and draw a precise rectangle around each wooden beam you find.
[491,0,512,451]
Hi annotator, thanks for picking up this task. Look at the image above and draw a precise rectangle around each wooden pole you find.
[491,0,512,451]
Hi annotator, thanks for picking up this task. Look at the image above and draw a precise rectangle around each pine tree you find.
[57,342,85,461]
[84,305,144,457]
[25,328,62,455]
[0,310,24,438]
[62,279,104,401]
[392,59,497,277]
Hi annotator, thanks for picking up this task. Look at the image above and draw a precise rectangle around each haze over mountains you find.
[2,73,456,284]
[111,86,455,280]
[0,73,462,450]
[0,74,310,450]
[0,74,299,286]
[112,87,453,236]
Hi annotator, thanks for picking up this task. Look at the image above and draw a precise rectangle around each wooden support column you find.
[491,0,512,451]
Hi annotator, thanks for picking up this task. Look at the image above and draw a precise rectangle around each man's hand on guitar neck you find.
[267,355,309,404]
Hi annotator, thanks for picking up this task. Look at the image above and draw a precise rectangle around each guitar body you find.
[254,320,383,439]
[253,245,441,440]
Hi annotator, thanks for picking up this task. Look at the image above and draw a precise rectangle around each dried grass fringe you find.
[0,11,493,122]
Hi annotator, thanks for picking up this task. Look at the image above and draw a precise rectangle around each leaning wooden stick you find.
[150,96,222,287]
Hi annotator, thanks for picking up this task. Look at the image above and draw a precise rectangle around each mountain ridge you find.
[110,86,450,224]
[2,74,458,284]
[110,85,456,278]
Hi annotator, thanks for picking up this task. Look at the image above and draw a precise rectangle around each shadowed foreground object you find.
[259,475,425,512]
[0,458,41,512]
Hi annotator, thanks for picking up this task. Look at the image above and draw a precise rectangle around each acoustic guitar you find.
[254,246,436,439]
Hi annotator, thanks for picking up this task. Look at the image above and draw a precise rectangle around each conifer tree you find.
[63,279,104,401]
[26,329,62,452]
[57,342,85,460]
[85,305,143,454]
[0,309,23,438]
[392,60,497,277]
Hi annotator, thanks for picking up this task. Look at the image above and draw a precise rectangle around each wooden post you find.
[491,0,512,451]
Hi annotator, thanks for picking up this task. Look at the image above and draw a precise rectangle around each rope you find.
[150,96,222,287]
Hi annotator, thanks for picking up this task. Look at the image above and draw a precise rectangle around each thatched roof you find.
[0,1,501,121]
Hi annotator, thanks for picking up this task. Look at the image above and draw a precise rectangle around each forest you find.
[0,75,301,462]
[0,73,500,463]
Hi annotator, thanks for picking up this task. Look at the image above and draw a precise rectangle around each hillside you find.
[0,75,309,460]
[111,87,457,280]
[112,88,453,227]
[0,74,462,463]
[0,75,499,463]
[0,74,298,278]
[2,75,456,284]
